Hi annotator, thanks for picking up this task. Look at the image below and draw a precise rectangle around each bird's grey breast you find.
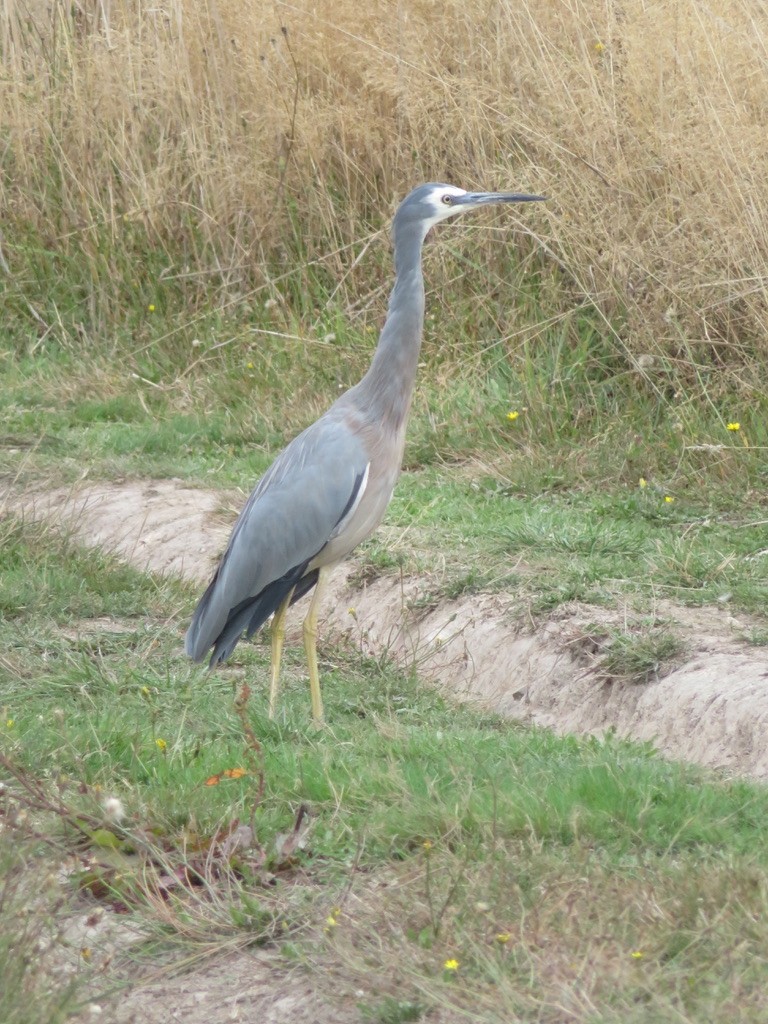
[311,398,406,567]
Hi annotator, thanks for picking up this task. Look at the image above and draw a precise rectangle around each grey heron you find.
[186,182,546,722]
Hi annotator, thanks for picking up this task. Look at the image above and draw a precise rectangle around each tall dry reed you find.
[2,0,767,365]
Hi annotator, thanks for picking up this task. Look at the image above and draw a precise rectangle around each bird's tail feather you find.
[206,560,317,668]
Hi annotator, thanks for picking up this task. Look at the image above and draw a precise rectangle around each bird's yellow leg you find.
[303,566,331,724]
[268,588,294,719]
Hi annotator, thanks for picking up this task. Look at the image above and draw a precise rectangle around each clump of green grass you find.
[571,621,686,684]
[489,489,768,615]
[742,628,768,647]
[360,997,426,1023]
[335,474,768,619]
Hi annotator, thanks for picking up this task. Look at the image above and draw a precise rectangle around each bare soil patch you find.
[57,899,365,1023]
[107,948,364,1024]
[10,478,768,781]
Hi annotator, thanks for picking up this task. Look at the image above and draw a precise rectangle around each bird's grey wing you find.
[185,415,369,662]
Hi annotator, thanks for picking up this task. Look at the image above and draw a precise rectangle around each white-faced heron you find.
[186,182,546,721]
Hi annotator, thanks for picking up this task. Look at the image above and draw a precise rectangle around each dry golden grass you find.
[2,0,768,363]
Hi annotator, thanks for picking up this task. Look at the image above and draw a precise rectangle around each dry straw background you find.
[2,0,767,368]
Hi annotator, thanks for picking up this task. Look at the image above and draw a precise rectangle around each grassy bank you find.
[2,523,768,1022]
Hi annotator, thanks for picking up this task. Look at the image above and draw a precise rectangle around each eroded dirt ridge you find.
[10,478,768,779]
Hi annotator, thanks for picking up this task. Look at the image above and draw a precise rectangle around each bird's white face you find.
[422,185,472,228]
[395,181,544,238]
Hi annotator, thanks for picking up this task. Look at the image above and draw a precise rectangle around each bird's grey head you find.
[393,182,546,238]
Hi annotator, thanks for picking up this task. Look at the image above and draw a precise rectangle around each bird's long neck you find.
[356,221,426,432]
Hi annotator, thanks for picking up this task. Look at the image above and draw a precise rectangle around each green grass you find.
[353,472,768,619]
[2,523,768,1020]
[1,523,745,860]
[3,210,768,1021]
[574,620,687,683]
[5,328,768,624]
[4,238,768,492]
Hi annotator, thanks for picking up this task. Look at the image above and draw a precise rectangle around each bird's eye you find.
[441,194,454,205]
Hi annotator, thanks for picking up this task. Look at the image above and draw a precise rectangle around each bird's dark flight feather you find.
[207,558,314,667]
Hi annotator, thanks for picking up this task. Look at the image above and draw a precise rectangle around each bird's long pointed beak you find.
[459,191,547,206]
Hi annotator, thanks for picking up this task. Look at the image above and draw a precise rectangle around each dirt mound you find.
[10,478,768,780]
[10,478,229,583]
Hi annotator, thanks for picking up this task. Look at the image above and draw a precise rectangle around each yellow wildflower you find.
[506,410,520,422]
[727,422,740,431]
[422,839,433,850]
[444,958,459,972]
[594,41,605,52]
[147,304,155,312]
[155,738,167,751]
[5,719,14,728]
[246,361,254,369]
[638,477,647,488]
[496,932,511,944]
[664,496,675,504]
[630,950,644,959]
[324,907,341,933]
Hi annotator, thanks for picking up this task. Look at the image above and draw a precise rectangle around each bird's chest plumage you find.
[312,415,406,569]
